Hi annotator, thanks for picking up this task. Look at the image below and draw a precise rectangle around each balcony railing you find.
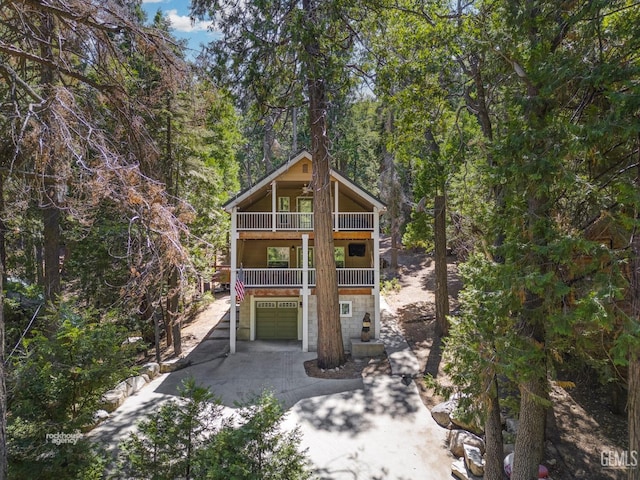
[242,268,374,287]
[236,212,374,231]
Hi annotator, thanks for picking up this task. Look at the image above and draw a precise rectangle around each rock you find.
[93,409,110,424]
[464,444,485,477]
[101,389,125,412]
[115,379,132,397]
[141,362,160,379]
[505,417,519,434]
[125,375,148,395]
[431,400,456,428]
[452,459,469,480]
[160,358,191,373]
[451,458,482,480]
[449,429,485,457]
[450,409,484,435]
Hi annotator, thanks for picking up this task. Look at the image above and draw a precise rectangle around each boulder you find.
[450,409,484,436]
[125,375,148,395]
[93,409,110,424]
[431,400,456,428]
[464,444,485,477]
[101,389,126,412]
[449,429,485,457]
[141,362,160,379]
[451,459,482,480]
[160,358,191,373]
[114,379,133,397]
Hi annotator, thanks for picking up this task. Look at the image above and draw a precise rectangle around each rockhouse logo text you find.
[45,432,83,446]
[601,450,639,470]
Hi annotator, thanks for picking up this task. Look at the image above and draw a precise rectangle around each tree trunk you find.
[434,195,449,336]
[308,75,344,369]
[291,106,298,154]
[303,3,345,368]
[484,375,505,480]
[629,353,640,480]
[43,203,61,303]
[0,214,7,480]
[0,175,6,283]
[263,114,275,173]
[382,109,401,271]
[168,267,181,356]
[40,11,61,306]
[512,375,547,480]
[629,155,640,480]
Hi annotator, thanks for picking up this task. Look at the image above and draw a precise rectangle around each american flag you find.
[235,266,245,303]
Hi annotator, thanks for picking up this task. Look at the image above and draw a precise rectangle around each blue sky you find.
[141,0,219,57]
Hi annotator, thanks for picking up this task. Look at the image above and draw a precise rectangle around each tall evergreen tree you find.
[192,0,369,368]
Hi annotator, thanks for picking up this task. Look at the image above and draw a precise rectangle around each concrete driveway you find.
[90,313,453,479]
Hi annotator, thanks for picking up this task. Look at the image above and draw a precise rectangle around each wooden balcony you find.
[242,268,375,287]
[236,212,374,231]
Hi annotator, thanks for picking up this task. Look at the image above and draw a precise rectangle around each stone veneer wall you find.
[307,294,375,352]
[237,298,251,340]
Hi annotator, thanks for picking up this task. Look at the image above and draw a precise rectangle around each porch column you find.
[230,207,238,353]
[373,207,381,340]
[334,180,339,231]
[302,234,309,352]
[271,180,277,232]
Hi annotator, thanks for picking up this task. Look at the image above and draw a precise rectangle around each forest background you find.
[0,1,639,480]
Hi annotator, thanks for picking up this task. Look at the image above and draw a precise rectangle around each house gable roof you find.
[223,150,386,212]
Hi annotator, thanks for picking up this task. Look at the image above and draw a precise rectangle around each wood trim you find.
[338,288,372,295]
[239,230,373,240]
[334,231,372,240]
[247,287,370,296]
[240,231,310,240]
[247,288,301,296]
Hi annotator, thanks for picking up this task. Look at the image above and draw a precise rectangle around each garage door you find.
[256,300,298,340]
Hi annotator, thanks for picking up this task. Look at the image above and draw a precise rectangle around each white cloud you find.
[166,9,212,32]
[142,0,166,4]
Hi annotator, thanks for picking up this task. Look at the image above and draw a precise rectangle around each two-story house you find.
[223,150,385,353]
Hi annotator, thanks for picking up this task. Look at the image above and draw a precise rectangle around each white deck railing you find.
[242,268,374,287]
[236,212,374,231]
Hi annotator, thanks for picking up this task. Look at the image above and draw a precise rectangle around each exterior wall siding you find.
[306,294,375,352]
[237,299,251,340]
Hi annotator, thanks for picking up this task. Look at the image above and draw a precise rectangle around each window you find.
[296,246,314,268]
[277,197,290,211]
[277,197,290,227]
[267,247,289,268]
[297,197,313,229]
[334,247,345,268]
[339,301,352,317]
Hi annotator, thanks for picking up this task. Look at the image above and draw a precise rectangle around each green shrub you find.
[117,378,311,480]
[7,301,135,479]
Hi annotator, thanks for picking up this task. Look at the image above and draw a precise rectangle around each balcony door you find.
[296,246,314,268]
[297,197,313,229]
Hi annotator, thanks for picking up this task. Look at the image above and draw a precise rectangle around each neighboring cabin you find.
[223,150,386,353]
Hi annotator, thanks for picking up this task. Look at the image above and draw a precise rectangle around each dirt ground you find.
[379,237,629,480]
